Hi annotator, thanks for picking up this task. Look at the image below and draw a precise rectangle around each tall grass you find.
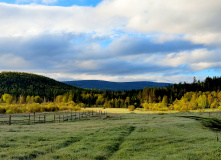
[0,110,221,159]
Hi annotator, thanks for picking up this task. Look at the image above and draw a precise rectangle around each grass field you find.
[84,107,221,114]
[0,109,221,160]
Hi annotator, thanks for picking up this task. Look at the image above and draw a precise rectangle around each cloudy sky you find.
[0,0,220,83]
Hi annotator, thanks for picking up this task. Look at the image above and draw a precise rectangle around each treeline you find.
[142,91,221,111]
[1,71,221,113]
[171,91,221,111]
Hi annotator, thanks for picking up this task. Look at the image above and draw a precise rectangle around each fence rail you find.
[0,110,107,125]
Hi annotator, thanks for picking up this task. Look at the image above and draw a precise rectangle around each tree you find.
[2,93,13,104]
[162,95,168,107]
[137,91,142,102]
[55,95,63,103]
[34,96,42,103]
[198,95,207,109]
[142,101,149,110]
[96,95,105,106]
[207,93,213,107]
[68,93,73,102]
[19,95,25,104]
[193,76,197,84]
[125,97,130,108]
[158,96,162,102]
[211,101,218,109]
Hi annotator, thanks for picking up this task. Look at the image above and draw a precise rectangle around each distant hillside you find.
[0,72,80,100]
[63,80,172,91]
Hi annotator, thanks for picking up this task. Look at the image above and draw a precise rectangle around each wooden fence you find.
[0,110,107,125]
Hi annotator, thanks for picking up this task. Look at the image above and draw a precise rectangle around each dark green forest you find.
[0,71,84,101]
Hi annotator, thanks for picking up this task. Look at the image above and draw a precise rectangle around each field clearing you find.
[0,109,221,160]
[85,107,221,114]
[84,107,179,114]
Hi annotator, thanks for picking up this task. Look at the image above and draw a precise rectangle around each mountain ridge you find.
[0,71,81,100]
[63,80,173,91]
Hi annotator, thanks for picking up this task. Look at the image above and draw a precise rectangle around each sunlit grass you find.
[83,107,178,114]
[84,107,220,114]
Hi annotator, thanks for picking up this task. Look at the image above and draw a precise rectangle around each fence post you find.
[44,114,46,123]
[63,115,64,122]
[54,114,55,123]
[79,112,80,119]
[28,113,30,125]
[71,111,73,121]
[92,110,93,115]
[9,115,11,125]
[33,112,35,124]
[59,114,60,123]
[39,115,40,124]
[75,111,76,120]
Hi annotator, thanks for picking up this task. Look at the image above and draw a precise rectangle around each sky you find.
[0,0,221,83]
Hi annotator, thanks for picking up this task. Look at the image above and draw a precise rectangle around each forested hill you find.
[0,72,80,100]
[63,80,172,91]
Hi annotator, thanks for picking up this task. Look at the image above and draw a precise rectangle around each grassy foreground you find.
[0,109,221,160]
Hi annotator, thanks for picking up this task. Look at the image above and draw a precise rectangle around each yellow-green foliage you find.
[2,93,13,104]
[128,105,135,111]
[141,91,221,112]
[0,102,81,114]
[142,101,149,110]
[142,102,169,111]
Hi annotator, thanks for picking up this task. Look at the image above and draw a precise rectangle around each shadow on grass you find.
[180,116,221,131]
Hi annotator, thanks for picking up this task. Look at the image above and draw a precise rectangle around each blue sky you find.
[0,0,221,83]
[0,0,103,6]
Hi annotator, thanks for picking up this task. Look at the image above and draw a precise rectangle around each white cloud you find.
[0,0,221,82]
[153,49,221,71]
[0,54,29,69]
[190,62,221,71]
[0,2,126,37]
[184,33,221,46]
[1,0,221,45]
[42,0,57,3]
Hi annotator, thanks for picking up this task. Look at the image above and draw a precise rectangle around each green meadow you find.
[0,110,221,160]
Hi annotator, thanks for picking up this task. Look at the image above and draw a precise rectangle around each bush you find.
[6,109,13,114]
[27,103,41,112]
[128,105,135,111]
[46,103,59,112]
[141,102,149,110]
[0,107,6,113]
